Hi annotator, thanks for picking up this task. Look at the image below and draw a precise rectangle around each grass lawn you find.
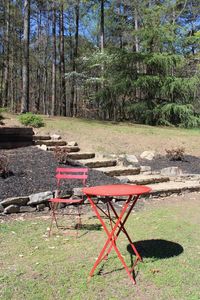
[3,113,200,156]
[1,194,200,300]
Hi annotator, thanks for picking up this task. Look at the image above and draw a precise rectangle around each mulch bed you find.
[0,146,119,201]
[139,155,200,174]
[1,146,200,202]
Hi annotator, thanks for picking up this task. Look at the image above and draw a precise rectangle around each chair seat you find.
[49,198,83,204]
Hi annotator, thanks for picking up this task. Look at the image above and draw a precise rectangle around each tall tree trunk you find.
[59,4,66,116]
[51,1,56,116]
[134,7,139,53]
[21,0,30,113]
[3,0,10,108]
[100,0,105,52]
[100,0,105,119]
[35,10,42,113]
[70,0,80,117]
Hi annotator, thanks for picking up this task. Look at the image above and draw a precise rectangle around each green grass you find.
[3,112,200,155]
[44,115,200,137]
[1,198,200,300]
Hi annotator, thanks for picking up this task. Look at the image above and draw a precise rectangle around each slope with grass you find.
[2,113,200,156]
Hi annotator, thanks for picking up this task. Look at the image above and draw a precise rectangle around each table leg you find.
[86,194,136,284]
[108,199,142,262]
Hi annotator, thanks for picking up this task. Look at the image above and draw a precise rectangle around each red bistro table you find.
[83,184,151,284]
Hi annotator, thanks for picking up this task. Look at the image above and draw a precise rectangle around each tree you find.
[21,0,30,113]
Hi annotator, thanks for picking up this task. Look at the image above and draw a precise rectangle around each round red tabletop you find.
[83,184,151,197]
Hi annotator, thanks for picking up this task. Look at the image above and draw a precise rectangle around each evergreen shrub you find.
[18,113,44,128]
[128,102,200,128]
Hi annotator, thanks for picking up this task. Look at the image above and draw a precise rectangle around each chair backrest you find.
[55,167,88,187]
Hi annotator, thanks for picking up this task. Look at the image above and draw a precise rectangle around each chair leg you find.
[72,203,83,238]
[49,202,59,237]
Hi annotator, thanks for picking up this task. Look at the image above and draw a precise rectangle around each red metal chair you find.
[48,167,88,236]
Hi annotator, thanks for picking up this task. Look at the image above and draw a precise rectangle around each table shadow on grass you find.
[127,239,184,260]
[127,239,184,280]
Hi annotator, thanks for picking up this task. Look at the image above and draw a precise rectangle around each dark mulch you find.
[1,146,200,202]
[139,155,200,175]
[0,146,119,201]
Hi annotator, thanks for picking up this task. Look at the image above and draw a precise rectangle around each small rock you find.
[125,154,139,164]
[4,205,20,214]
[36,203,46,211]
[140,151,155,160]
[39,144,48,151]
[73,187,83,197]
[118,176,129,184]
[50,134,61,140]
[67,141,78,147]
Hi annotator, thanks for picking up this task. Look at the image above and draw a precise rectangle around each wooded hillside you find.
[0,0,200,127]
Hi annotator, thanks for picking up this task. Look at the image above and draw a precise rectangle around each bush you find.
[0,154,12,178]
[18,113,44,128]
[0,107,8,113]
[53,147,69,164]
[165,147,185,161]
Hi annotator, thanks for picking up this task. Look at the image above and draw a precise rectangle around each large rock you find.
[20,206,37,213]
[28,191,53,205]
[140,151,155,160]
[118,174,170,185]
[4,205,20,214]
[0,196,29,207]
[79,158,117,168]
[95,166,141,176]
[161,167,183,177]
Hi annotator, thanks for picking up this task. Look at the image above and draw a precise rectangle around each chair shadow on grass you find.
[127,239,184,279]
[52,220,102,238]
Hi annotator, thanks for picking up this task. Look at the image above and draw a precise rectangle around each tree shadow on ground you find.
[127,239,184,259]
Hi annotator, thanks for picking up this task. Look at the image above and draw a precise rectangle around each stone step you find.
[79,158,117,168]
[118,174,170,185]
[95,166,141,176]
[148,180,200,196]
[35,140,67,146]
[33,135,51,141]
[67,152,95,160]
[47,145,80,152]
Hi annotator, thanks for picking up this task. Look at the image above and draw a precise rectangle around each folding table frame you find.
[83,184,151,285]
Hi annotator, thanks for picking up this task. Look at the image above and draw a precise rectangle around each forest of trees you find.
[0,0,200,127]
